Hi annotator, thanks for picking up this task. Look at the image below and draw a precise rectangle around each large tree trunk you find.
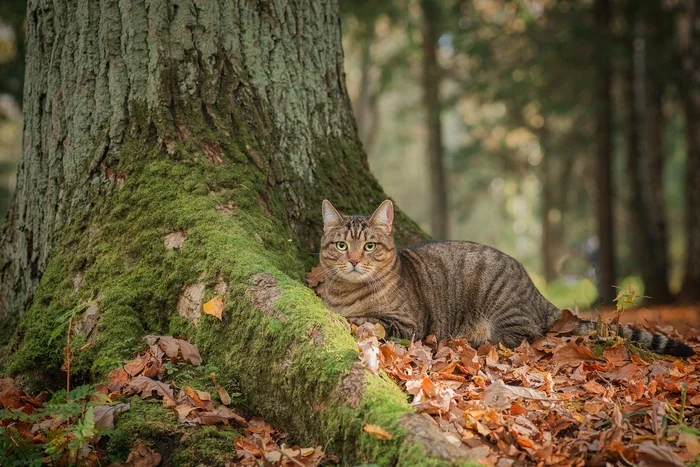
[624,7,672,303]
[675,0,700,302]
[0,1,470,465]
[420,0,449,239]
[594,0,617,304]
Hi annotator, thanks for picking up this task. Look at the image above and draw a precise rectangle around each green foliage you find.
[0,384,112,465]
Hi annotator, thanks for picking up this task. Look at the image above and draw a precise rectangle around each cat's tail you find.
[575,320,695,357]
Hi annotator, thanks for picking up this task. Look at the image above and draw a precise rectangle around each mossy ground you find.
[106,397,242,466]
[0,123,464,465]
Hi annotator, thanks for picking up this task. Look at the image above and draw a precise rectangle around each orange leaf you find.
[363,424,392,440]
[203,296,223,320]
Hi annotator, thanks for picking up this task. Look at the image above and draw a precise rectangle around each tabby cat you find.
[319,199,694,357]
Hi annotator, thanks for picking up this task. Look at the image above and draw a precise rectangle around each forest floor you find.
[2,292,699,466]
[351,303,700,466]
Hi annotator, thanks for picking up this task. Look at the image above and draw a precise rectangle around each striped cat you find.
[319,199,694,357]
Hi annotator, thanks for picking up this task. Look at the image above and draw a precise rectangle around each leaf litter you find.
[349,316,700,466]
[307,265,700,465]
[2,335,330,467]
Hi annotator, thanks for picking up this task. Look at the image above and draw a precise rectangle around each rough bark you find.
[624,8,671,303]
[675,0,700,302]
[594,0,617,304]
[420,0,449,239]
[0,1,472,465]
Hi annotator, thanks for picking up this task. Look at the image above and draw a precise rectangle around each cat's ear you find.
[322,199,344,232]
[369,200,394,233]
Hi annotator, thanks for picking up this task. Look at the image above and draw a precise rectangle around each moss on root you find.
[106,397,242,466]
[2,124,469,465]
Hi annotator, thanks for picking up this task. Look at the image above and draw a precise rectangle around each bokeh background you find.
[1,0,696,311]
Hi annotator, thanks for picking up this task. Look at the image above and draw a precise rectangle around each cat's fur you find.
[319,199,694,357]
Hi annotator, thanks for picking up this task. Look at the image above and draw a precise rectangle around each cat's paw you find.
[349,317,378,327]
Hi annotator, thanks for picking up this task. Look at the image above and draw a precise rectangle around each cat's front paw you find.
[349,317,379,327]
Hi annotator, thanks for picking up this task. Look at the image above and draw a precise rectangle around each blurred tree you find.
[675,0,700,302]
[420,0,449,239]
[623,1,672,303]
[0,0,26,108]
[594,0,616,304]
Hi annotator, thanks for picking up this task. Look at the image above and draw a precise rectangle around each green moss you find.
[590,337,673,363]
[107,397,242,466]
[107,397,182,462]
[171,426,241,466]
[3,114,464,464]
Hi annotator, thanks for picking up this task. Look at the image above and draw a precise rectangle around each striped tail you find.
[575,321,695,357]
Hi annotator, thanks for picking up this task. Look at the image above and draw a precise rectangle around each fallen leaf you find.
[209,372,231,405]
[603,343,629,367]
[124,441,162,467]
[483,379,556,410]
[363,424,392,440]
[93,403,130,429]
[124,376,175,404]
[0,378,24,409]
[636,440,684,466]
[549,309,580,335]
[107,368,130,393]
[202,296,223,321]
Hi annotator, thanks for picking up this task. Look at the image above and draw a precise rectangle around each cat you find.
[318,199,694,357]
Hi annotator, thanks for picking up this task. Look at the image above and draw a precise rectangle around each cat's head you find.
[320,200,396,284]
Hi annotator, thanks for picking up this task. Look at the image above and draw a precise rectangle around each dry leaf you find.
[209,372,232,406]
[202,296,223,321]
[483,379,556,410]
[363,424,392,440]
[123,441,162,467]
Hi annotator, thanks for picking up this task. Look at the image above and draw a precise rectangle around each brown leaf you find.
[583,380,606,395]
[107,368,130,393]
[0,377,24,409]
[305,265,325,290]
[209,372,231,406]
[549,309,581,335]
[124,376,175,404]
[124,441,162,467]
[636,440,684,467]
[145,335,202,366]
[202,296,223,321]
[603,343,629,367]
[483,379,556,410]
[193,406,248,427]
[124,354,149,377]
[552,341,600,367]
[363,424,392,440]
[93,403,130,429]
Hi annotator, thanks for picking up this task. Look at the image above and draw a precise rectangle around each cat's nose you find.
[349,259,359,267]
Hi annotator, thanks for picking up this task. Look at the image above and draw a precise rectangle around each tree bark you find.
[594,0,617,304]
[624,7,672,303]
[0,1,470,465]
[675,0,700,302]
[420,0,449,239]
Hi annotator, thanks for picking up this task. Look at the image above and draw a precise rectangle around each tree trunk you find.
[420,0,449,239]
[0,1,471,465]
[624,8,672,303]
[594,0,617,304]
[676,0,700,302]
[353,30,381,154]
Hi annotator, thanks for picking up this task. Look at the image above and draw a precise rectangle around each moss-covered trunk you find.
[0,1,472,465]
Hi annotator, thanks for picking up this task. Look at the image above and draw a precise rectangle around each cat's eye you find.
[364,242,376,251]
[336,241,347,251]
